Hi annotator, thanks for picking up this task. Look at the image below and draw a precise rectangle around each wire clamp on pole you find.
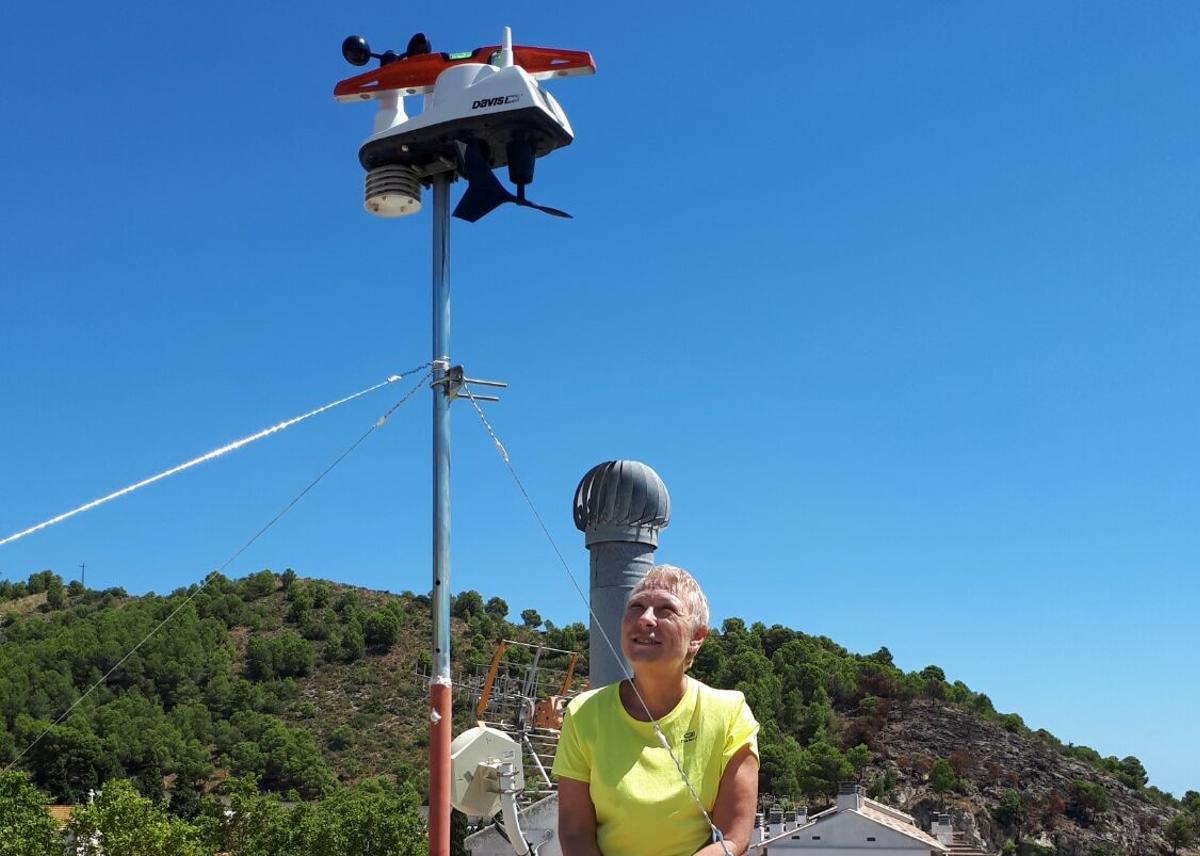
[431,365,507,403]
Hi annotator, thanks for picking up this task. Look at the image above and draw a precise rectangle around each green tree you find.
[364,611,401,650]
[759,732,803,796]
[214,775,293,856]
[334,590,361,616]
[273,632,314,677]
[691,636,726,684]
[67,779,206,856]
[339,620,366,663]
[484,596,509,621]
[865,646,894,667]
[328,726,355,751]
[27,570,56,594]
[45,577,66,610]
[1165,813,1196,855]
[226,715,332,799]
[451,590,484,619]
[0,772,62,856]
[287,582,315,623]
[1067,781,1110,823]
[296,778,427,856]
[240,570,277,600]
[919,665,946,682]
[718,649,781,723]
[798,740,852,806]
[795,693,833,743]
[867,767,897,801]
[18,718,120,803]
[310,581,331,608]
[1116,755,1147,790]
[993,788,1025,835]
[246,637,275,680]
[845,744,871,782]
[520,608,542,629]
[169,766,207,821]
[996,712,1025,733]
[919,665,947,699]
[929,758,958,801]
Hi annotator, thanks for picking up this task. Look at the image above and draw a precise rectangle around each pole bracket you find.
[431,365,507,402]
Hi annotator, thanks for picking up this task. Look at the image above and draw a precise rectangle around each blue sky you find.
[2,3,1196,796]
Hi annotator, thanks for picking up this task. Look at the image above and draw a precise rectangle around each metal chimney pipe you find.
[573,460,671,688]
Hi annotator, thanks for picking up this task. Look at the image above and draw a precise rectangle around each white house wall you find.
[759,809,936,853]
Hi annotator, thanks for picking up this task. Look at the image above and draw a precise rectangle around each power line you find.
[3,372,429,775]
[0,366,428,548]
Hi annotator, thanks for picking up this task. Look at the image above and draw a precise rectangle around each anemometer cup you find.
[342,35,372,67]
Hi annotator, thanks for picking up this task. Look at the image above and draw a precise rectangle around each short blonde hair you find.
[628,564,710,635]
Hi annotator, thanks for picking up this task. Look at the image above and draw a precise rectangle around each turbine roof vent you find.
[573,460,670,546]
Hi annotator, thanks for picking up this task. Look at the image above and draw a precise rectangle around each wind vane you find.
[334,26,594,856]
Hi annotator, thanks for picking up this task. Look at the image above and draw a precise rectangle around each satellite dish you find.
[450,726,524,817]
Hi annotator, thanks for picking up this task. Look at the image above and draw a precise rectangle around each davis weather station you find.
[334,26,595,856]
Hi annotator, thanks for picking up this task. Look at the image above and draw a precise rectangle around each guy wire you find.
[3,372,430,775]
[0,365,430,548]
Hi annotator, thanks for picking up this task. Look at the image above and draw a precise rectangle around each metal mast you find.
[334,30,594,855]
[429,173,453,856]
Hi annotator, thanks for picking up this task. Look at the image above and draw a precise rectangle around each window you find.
[811,836,821,840]
[867,837,876,842]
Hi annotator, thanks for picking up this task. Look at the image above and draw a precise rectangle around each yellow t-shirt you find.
[552,677,759,856]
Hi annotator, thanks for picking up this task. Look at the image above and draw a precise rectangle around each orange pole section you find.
[428,681,452,856]
[558,652,578,696]
[476,641,507,721]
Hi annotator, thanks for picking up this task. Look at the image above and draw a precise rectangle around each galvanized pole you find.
[428,172,453,856]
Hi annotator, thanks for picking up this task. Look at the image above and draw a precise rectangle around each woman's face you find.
[621,587,701,672]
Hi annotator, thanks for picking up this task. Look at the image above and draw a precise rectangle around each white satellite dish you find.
[450,725,525,817]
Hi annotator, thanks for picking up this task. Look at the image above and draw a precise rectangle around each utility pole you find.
[79,562,86,588]
[428,172,453,856]
[333,32,592,855]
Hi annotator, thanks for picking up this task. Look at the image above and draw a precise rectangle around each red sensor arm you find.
[334,45,595,101]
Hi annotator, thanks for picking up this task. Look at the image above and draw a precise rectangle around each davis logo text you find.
[472,95,521,109]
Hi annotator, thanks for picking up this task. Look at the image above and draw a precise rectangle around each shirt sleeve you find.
[551,702,592,782]
[722,692,760,767]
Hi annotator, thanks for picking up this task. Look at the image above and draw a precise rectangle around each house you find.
[463,785,954,856]
[750,784,949,855]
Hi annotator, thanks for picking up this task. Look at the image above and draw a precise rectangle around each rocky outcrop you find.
[866,700,1187,855]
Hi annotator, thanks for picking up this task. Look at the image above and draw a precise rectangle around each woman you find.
[553,565,759,856]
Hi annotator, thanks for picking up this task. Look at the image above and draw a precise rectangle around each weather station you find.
[333,26,595,856]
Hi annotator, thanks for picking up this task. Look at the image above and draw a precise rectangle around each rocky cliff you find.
[870,700,1186,855]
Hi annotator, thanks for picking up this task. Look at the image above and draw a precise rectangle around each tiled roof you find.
[856,804,947,850]
[862,796,918,824]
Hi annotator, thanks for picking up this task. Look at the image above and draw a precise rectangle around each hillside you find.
[0,569,1196,855]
